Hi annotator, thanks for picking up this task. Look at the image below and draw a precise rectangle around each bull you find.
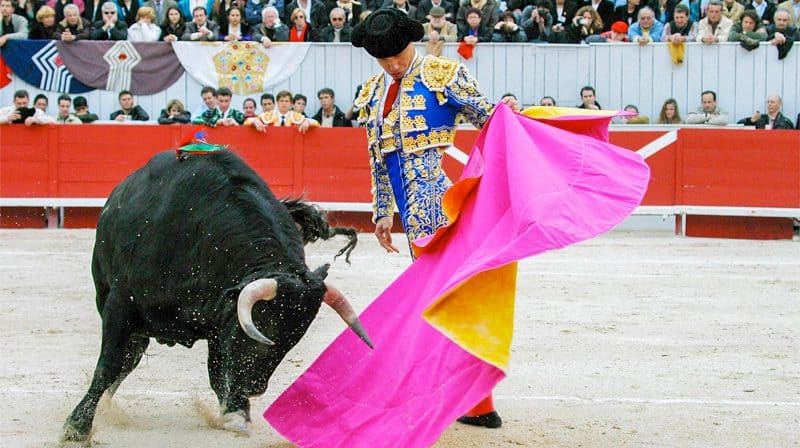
[62,149,372,442]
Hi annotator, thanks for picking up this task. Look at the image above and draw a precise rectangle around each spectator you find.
[178,0,213,19]
[457,7,492,42]
[50,0,85,22]
[33,93,49,113]
[142,0,178,24]
[577,85,601,109]
[316,7,352,42]
[662,3,697,42]
[578,0,614,31]
[219,6,250,39]
[158,98,191,124]
[116,0,141,26]
[57,3,93,40]
[193,85,216,117]
[252,5,287,45]
[737,94,794,129]
[540,95,556,106]
[728,9,767,50]
[260,92,274,112]
[685,90,728,125]
[646,0,679,25]
[568,5,604,42]
[55,94,82,123]
[292,93,306,116]
[522,0,553,42]
[422,4,456,55]
[245,89,319,132]
[721,0,743,23]
[744,0,775,27]
[500,92,520,110]
[416,0,453,23]
[492,10,527,41]
[287,7,314,41]
[181,5,218,39]
[243,0,276,26]
[211,0,243,30]
[766,9,799,59]
[0,0,29,46]
[91,2,129,39]
[777,0,800,27]
[160,4,184,40]
[242,97,257,118]
[29,5,59,39]
[617,104,650,123]
[282,0,326,31]
[628,6,663,43]
[192,87,245,126]
[548,0,577,43]
[311,87,352,127]
[336,0,363,27]
[84,0,104,22]
[613,0,641,27]
[110,90,149,121]
[656,97,682,123]
[0,89,54,125]
[696,0,732,43]
[73,95,99,122]
[128,5,162,39]
[456,0,498,30]
[14,0,41,21]
[588,18,629,41]
[383,0,417,19]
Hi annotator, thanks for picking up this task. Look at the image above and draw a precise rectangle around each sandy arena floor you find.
[0,229,798,448]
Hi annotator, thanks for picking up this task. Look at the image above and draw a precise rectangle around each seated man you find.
[316,7,352,42]
[245,90,318,132]
[56,4,93,41]
[628,7,663,44]
[311,87,352,127]
[0,89,55,125]
[192,87,245,127]
[696,0,733,44]
[181,6,219,41]
[91,2,128,40]
[685,90,729,125]
[73,96,99,123]
[766,9,799,58]
[662,4,698,43]
[737,94,794,129]
[110,90,150,121]
[577,85,601,109]
[0,0,29,47]
[252,6,288,46]
[260,92,274,112]
[55,94,82,124]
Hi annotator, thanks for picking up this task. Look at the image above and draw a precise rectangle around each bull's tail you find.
[281,198,357,264]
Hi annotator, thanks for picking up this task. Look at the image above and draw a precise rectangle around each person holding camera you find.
[568,4,603,42]
[521,0,552,41]
[492,10,527,40]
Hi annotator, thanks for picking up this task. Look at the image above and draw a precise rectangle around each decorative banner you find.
[1,41,93,93]
[56,41,184,95]
[265,105,651,447]
[0,52,11,89]
[171,41,310,94]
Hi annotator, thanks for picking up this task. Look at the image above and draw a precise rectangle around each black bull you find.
[62,150,373,442]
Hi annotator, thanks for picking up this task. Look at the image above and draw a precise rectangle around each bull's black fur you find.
[63,150,350,442]
[282,198,358,263]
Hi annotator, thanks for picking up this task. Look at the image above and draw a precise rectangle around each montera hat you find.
[352,8,425,58]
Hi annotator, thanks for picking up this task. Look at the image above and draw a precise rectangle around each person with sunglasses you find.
[90,1,128,39]
[315,6,351,41]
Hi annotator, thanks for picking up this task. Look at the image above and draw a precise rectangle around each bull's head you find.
[236,275,374,349]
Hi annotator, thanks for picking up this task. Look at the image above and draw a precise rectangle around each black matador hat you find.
[351,8,425,58]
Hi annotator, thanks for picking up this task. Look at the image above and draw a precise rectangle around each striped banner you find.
[1,41,93,93]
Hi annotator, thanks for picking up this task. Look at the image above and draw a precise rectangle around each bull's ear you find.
[313,263,330,280]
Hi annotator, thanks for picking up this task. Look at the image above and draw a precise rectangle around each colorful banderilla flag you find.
[265,104,651,447]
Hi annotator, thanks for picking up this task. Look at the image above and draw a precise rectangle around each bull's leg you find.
[206,337,227,407]
[106,336,150,398]
[62,297,135,442]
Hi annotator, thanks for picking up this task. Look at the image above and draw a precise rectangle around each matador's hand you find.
[375,216,399,253]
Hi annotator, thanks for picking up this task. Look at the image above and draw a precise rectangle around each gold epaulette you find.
[354,73,382,110]
[420,55,461,93]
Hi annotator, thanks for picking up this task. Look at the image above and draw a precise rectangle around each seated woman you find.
[158,99,191,124]
[128,6,162,41]
[219,6,250,40]
[29,5,59,39]
[288,7,315,42]
[457,7,492,43]
[160,6,185,42]
[568,5,603,43]
[727,10,767,50]
[656,98,682,124]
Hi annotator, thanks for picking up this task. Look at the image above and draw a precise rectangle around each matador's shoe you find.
[456,411,502,428]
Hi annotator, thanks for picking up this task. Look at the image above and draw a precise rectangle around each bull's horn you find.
[237,279,278,345]
[323,282,374,349]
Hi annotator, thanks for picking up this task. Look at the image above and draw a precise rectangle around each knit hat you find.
[352,8,425,58]
[610,21,628,34]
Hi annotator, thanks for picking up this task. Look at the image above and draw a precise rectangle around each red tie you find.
[382,78,399,118]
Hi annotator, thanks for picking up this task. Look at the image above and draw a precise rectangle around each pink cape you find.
[265,104,651,447]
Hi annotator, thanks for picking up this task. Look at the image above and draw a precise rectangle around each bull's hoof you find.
[60,423,91,445]
[222,411,250,437]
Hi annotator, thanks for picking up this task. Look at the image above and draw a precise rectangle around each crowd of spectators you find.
[0,0,797,46]
[2,84,798,129]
